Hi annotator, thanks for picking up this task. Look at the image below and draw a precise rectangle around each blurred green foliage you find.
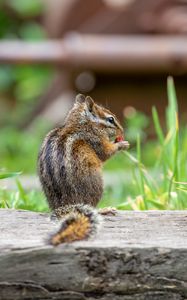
[0,0,44,38]
[0,0,54,125]
[0,120,51,172]
[7,0,43,18]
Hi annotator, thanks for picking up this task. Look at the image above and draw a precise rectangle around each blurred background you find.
[0,0,187,211]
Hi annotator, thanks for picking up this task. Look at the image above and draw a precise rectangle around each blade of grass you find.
[147,199,165,210]
[177,187,187,192]
[166,77,180,201]
[2,196,10,208]
[136,135,147,205]
[152,106,172,191]
[123,151,158,195]
[131,168,141,195]
[0,172,21,179]
[16,179,28,204]
[173,112,179,182]
[152,106,165,145]
[167,76,178,132]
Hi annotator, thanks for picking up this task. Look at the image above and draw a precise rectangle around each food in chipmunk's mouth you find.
[114,136,130,149]
[115,135,124,143]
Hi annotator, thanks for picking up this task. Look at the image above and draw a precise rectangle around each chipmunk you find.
[38,94,129,245]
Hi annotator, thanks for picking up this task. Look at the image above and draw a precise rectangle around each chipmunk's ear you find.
[75,94,86,104]
[85,96,94,112]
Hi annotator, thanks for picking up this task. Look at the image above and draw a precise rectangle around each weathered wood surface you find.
[0,209,187,300]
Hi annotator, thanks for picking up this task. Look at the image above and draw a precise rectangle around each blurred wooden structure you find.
[1,0,187,126]
[1,35,187,72]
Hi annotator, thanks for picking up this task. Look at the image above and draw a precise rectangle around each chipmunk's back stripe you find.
[38,129,65,207]
[44,138,62,199]
[56,140,65,178]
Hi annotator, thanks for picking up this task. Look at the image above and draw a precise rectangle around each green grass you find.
[0,171,48,211]
[0,77,187,211]
[101,77,187,210]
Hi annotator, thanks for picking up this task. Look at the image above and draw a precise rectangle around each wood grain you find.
[0,209,187,299]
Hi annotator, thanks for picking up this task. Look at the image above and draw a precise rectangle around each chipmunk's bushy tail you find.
[49,204,101,246]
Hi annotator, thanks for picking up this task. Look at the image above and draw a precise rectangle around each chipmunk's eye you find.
[106,116,115,124]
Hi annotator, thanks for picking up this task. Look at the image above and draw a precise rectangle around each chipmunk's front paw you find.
[117,141,130,150]
[99,207,117,216]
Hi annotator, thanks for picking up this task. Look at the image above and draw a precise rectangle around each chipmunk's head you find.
[74,94,124,139]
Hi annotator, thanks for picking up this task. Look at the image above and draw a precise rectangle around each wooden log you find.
[0,209,187,299]
[1,34,187,73]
